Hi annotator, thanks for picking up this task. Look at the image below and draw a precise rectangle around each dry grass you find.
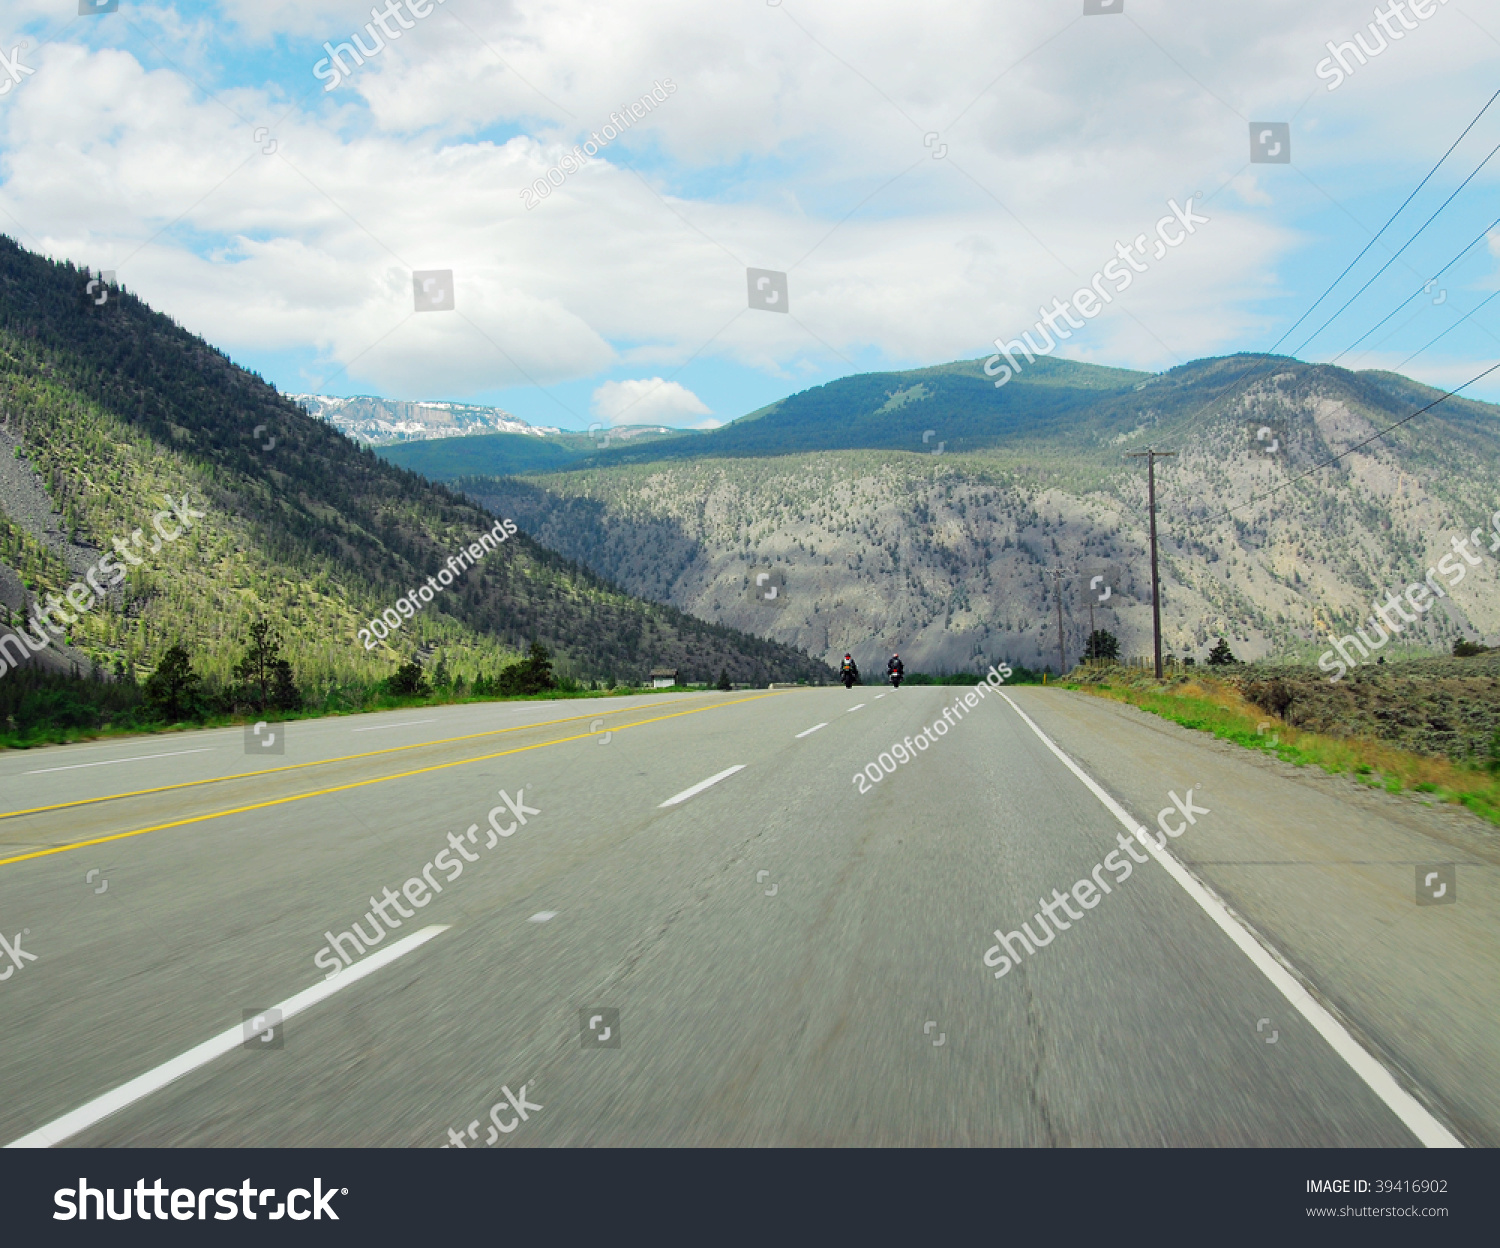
[1067,670,1500,826]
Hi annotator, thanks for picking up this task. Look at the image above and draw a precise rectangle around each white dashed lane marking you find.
[26,749,214,775]
[659,765,746,808]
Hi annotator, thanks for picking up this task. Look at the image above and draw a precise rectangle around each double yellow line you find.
[0,692,782,869]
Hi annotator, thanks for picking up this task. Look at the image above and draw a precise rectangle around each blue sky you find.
[2,0,1498,429]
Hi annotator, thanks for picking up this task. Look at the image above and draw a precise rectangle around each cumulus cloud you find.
[0,0,1496,408]
[591,378,715,427]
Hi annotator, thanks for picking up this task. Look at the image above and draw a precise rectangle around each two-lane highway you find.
[0,684,1491,1146]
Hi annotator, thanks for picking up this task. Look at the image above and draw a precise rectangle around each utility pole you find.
[1087,588,1096,665]
[1052,568,1065,677]
[1126,448,1176,679]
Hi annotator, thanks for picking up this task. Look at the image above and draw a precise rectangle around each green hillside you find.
[377,425,699,480]
[0,235,830,695]
[387,356,1158,482]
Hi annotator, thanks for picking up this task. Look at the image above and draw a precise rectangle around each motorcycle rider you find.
[840,653,860,688]
[887,653,904,688]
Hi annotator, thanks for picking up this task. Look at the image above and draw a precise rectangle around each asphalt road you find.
[0,683,1493,1147]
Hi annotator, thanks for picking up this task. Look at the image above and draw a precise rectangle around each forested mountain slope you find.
[0,236,827,688]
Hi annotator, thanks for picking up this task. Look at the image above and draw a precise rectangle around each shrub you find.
[387,660,431,698]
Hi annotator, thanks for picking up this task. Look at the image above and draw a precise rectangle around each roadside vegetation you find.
[0,629,701,751]
[1065,662,1500,827]
[904,664,1044,686]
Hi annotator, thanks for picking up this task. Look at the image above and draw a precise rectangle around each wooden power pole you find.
[1126,448,1176,679]
[1052,568,1065,677]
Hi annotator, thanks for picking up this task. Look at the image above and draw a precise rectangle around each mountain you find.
[378,423,698,477]
[291,393,557,445]
[433,354,1500,673]
[0,236,829,689]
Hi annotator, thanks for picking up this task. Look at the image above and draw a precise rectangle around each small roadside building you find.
[650,667,679,689]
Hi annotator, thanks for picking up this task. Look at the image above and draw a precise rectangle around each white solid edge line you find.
[25,748,214,775]
[5,925,451,1149]
[659,764,746,808]
[997,691,1463,1150]
[351,719,438,733]
[795,723,828,738]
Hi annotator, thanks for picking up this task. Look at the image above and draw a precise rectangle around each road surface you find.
[0,685,1493,1147]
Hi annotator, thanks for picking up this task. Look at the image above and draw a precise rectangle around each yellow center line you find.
[0,692,785,869]
[0,695,763,822]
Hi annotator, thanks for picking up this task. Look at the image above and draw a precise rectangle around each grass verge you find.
[1065,671,1500,828]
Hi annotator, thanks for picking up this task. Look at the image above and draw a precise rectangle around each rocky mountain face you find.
[290,394,558,446]
[452,356,1500,674]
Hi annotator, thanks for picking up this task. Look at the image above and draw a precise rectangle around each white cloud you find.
[591,378,715,427]
[0,0,1496,404]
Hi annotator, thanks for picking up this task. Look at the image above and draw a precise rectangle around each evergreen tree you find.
[1206,638,1237,666]
[271,658,303,711]
[716,667,732,691]
[144,644,202,721]
[234,619,288,712]
[1085,629,1119,661]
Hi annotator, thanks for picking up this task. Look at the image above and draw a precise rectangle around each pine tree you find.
[234,619,287,711]
[271,658,303,711]
[1085,629,1119,661]
[1206,638,1237,666]
[716,667,732,691]
[144,644,201,721]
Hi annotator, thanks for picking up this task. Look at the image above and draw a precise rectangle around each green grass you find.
[1065,672,1500,828]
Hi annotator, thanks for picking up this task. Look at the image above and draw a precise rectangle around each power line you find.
[1292,135,1500,358]
[1394,289,1500,371]
[1328,211,1500,363]
[1194,361,1500,528]
[1268,85,1500,356]
[1164,87,1500,448]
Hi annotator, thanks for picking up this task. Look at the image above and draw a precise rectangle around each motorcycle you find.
[889,670,902,689]
[841,667,859,689]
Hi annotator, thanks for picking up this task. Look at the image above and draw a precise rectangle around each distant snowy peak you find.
[290,394,561,445]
